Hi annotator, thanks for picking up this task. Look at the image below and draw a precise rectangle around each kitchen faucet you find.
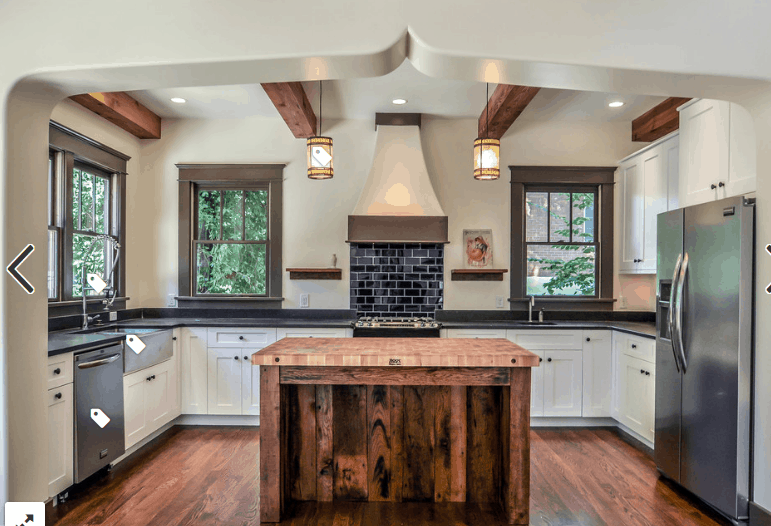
[81,234,121,330]
[528,295,536,322]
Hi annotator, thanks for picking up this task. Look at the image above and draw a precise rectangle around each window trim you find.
[177,164,284,308]
[510,166,615,311]
[49,121,128,312]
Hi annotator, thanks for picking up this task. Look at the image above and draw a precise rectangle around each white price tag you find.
[90,408,111,428]
[126,334,146,354]
[87,273,107,293]
[312,146,332,167]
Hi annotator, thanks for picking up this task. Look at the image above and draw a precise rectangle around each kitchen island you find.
[251,337,539,525]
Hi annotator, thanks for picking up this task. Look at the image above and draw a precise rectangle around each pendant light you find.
[473,82,500,180]
[307,80,334,179]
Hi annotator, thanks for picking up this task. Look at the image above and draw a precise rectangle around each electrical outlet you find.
[496,295,504,308]
[167,293,176,307]
[620,295,628,309]
[109,311,117,321]
[300,293,309,308]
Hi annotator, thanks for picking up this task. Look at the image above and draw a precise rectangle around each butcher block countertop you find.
[251,337,540,368]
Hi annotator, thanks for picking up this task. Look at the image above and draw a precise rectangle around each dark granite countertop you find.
[49,316,655,357]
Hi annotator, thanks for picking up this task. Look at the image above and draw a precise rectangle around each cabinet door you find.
[180,328,208,414]
[207,347,243,415]
[679,99,729,206]
[124,370,149,449]
[640,147,667,272]
[644,368,656,443]
[542,350,583,417]
[726,102,756,198]
[241,350,261,416]
[145,360,173,433]
[619,159,644,271]
[663,134,680,210]
[48,383,73,497]
[618,354,655,440]
[582,331,612,417]
[530,350,545,417]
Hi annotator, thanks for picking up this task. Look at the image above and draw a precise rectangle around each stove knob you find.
[367,322,372,327]
[420,322,426,327]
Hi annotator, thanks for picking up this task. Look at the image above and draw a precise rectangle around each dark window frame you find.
[177,164,284,308]
[49,121,129,315]
[510,166,615,311]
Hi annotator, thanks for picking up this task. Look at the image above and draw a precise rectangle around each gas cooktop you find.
[353,317,441,329]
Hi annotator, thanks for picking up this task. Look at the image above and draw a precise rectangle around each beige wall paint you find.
[137,113,642,311]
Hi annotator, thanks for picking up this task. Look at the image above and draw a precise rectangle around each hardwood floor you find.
[48,426,732,526]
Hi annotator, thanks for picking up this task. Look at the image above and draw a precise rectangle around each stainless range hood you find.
[348,113,448,244]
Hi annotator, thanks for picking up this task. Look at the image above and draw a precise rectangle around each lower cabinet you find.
[180,327,209,414]
[582,330,612,417]
[617,353,656,442]
[541,351,583,417]
[123,356,179,449]
[48,382,73,498]
[207,347,256,415]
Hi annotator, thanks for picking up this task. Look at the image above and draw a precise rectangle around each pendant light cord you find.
[486,82,489,139]
[319,80,322,136]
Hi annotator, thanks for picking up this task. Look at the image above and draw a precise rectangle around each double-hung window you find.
[177,164,283,307]
[511,166,615,310]
[48,121,128,309]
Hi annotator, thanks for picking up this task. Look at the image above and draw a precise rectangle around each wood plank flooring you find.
[48,426,732,526]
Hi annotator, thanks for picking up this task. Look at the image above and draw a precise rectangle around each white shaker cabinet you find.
[618,133,679,274]
[123,356,178,449]
[179,327,209,414]
[48,382,73,498]
[617,353,656,443]
[581,330,612,417]
[541,350,583,417]
[207,347,245,415]
[678,99,756,207]
[276,327,353,339]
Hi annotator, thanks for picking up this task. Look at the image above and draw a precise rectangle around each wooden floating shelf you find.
[286,268,342,280]
[451,269,509,281]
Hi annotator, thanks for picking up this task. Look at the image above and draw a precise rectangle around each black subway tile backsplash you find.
[351,242,444,318]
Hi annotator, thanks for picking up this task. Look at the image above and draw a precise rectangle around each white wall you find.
[137,113,641,312]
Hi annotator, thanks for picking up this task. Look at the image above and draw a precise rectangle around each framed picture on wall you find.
[463,229,493,268]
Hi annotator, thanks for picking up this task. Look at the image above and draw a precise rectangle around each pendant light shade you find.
[474,82,500,180]
[308,80,333,179]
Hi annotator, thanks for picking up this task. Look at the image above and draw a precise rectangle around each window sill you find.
[175,296,284,309]
[175,296,284,302]
[49,297,131,306]
[508,297,616,312]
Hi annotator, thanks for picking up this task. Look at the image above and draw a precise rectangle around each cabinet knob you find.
[235,356,240,360]
[631,344,637,349]
[586,337,591,342]
[640,369,645,374]
[55,392,62,400]
[53,368,61,375]
[539,357,543,363]
[146,376,152,381]
[239,336,245,341]
[244,356,249,361]
[711,183,717,190]
[645,371,651,376]
[718,181,725,188]
[172,337,177,341]
[547,357,552,362]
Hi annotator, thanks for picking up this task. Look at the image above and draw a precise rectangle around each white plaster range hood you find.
[348,114,448,243]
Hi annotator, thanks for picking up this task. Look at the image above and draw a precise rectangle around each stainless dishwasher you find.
[74,344,125,482]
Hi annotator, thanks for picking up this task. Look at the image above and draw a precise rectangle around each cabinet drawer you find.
[276,328,351,339]
[207,328,277,348]
[47,352,74,390]
[623,334,655,363]
[445,329,507,339]
[506,330,583,350]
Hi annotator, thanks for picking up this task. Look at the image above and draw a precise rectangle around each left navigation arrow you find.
[6,244,34,294]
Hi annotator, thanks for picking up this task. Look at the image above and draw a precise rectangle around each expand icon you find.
[767,245,771,294]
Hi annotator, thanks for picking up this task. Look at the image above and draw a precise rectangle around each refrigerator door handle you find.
[675,252,689,373]
[669,253,683,372]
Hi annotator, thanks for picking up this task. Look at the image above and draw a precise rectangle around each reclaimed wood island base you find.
[251,338,539,525]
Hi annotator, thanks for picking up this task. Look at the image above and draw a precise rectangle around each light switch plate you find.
[496,296,504,308]
[167,294,176,307]
[620,295,628,309]
[299,293,309,308]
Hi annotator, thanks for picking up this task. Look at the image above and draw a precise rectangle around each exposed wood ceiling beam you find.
[69,92,161,139]
[261,82,317,138]
[478,85,541,139]
[632,97,692,142]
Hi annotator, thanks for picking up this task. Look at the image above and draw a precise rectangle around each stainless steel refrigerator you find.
[655,195,754,524]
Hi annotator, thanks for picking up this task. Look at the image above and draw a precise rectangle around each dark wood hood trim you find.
[347,215,449,244]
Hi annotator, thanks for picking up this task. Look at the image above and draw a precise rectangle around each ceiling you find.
[127,61,667,124]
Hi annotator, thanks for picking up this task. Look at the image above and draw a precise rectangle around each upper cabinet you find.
[618,133,679,274]
[678,99,756,207]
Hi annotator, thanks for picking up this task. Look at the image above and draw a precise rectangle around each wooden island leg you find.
[260,365,283,523]
[504,367,531,525]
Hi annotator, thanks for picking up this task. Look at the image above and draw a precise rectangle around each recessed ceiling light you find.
[392,98,407,105]
[170,97,187,104]
[608,101,624,108]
